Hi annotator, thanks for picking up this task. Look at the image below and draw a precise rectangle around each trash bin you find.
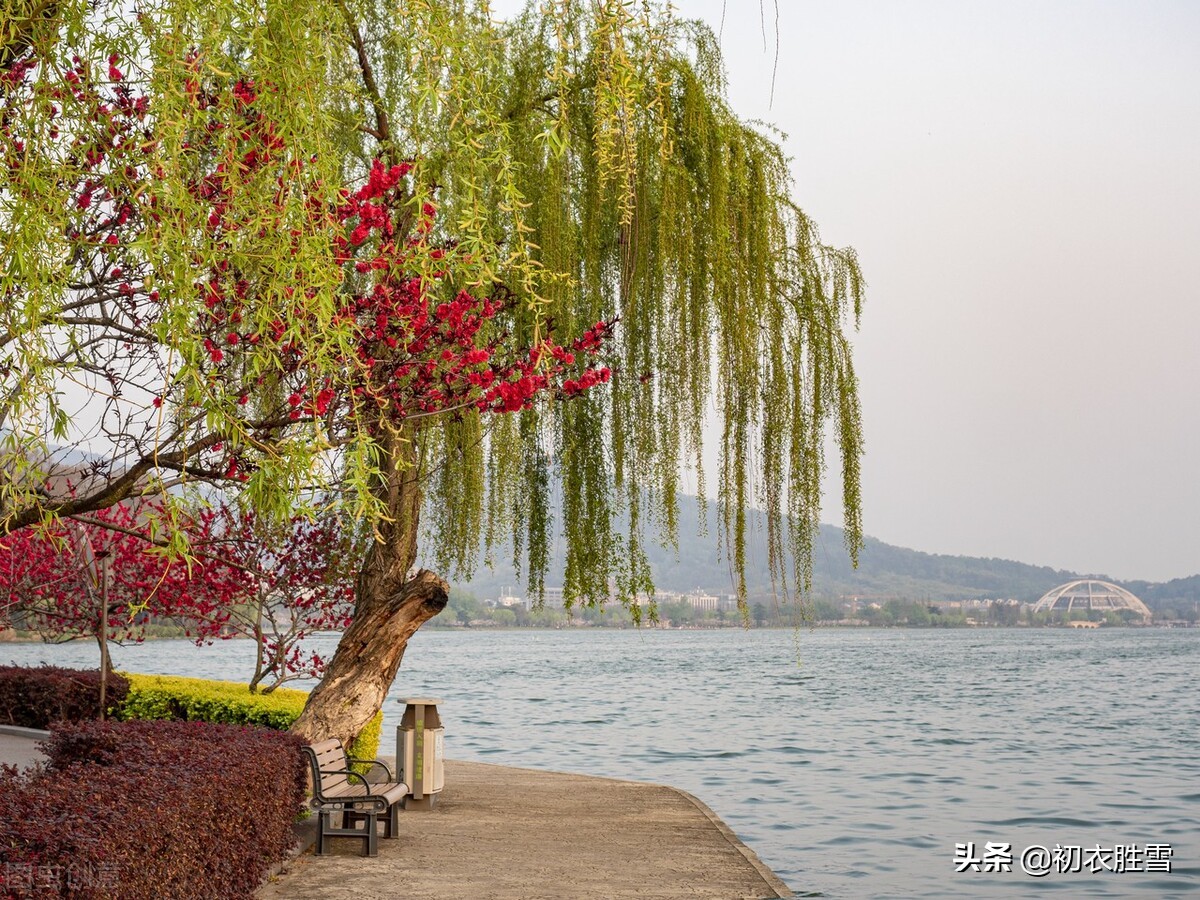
[397,697,445,809]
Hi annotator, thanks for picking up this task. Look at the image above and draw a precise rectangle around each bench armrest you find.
[346,757,394,782]
[320,767,372,791]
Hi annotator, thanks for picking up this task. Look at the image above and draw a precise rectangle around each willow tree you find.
[2,0,864,750]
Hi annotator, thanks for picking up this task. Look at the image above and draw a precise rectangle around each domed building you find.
[1031,579,1151,622]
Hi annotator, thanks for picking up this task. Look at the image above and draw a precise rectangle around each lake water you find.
[5,627,1198,898]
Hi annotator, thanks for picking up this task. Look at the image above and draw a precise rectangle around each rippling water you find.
[6,628,1198,897]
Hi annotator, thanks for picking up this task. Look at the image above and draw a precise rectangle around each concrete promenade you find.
[261,759,793,900]
[0,731,793,898]
[0,725,49,769]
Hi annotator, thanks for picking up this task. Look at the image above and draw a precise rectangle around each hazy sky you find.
[487,0,1200,581]
[59,1,1194,582]
[626,0,1196,583]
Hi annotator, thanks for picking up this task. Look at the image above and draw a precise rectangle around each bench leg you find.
[316,810,333,856]
[362,812,378,857]
[349,803,399,839]
[317,808,379,856]
[381,801,399,839]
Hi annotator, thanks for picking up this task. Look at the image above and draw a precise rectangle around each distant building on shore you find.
[1031,579,1152,623]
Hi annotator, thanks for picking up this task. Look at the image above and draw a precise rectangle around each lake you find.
[5,627,1197,898]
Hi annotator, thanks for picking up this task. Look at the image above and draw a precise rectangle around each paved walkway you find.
[0,726,48,769]
[0,732,793,898]
[260,759,793,900]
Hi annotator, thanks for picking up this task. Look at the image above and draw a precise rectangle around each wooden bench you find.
[302,738,409,857]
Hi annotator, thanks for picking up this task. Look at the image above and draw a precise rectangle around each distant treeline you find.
[425,589,1196,630]
[435,492,1199,610]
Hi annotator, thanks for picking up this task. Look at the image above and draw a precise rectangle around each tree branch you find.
[336,0,393,153]
[64,513,263,579]
[0,0,58,71]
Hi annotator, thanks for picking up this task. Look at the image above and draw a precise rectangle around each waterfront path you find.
[0,732,792,898]
[0,725,48,769]
[261,759,793,900]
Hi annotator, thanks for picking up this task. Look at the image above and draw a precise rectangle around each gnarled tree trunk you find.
[291,426,448,749]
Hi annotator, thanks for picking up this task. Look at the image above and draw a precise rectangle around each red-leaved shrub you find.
[0,665,130,729]
[0,720,306,898]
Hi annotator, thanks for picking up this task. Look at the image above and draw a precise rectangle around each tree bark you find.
[291,425,448,749]
[289,569,447,748]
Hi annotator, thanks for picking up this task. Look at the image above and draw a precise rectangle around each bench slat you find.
[322,781,408,800]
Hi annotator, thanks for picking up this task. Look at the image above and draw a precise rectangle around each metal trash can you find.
[397,697,445,809]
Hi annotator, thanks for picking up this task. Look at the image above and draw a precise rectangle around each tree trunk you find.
[97,555,110,720]
[291,425,448,749]
[290,570,447,748]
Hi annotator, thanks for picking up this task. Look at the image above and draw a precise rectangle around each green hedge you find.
[119,673,383,762]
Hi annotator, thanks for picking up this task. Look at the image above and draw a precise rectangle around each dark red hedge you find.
[0,719,307,899]
[0,665,130,729]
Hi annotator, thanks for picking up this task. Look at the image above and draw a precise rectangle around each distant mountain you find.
[1121,574,1200,609]
[801,527,1080,602]
[441,492,1196,608]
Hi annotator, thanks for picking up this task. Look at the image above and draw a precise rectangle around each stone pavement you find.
[0,726,48,769]
[259,759,793,900]
[0,731,794,898]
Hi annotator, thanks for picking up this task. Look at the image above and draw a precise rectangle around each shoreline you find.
[264,757,794,899]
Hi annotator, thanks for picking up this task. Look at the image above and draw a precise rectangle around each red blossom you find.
[45,68,620,461]
[0,500,357,691]
[0,503,245,647]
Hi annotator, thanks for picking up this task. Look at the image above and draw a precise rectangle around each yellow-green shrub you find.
[118,673,382,761]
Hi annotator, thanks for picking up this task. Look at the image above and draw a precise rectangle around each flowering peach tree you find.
[0,499,359,694]
[188,504,359,694]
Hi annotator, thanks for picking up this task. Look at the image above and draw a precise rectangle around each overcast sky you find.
[631,0,1196,583]
[59,2,1193,583]
[501,0,1200,581]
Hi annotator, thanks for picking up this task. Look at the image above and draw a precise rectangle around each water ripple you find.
[6,626,1197,898]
